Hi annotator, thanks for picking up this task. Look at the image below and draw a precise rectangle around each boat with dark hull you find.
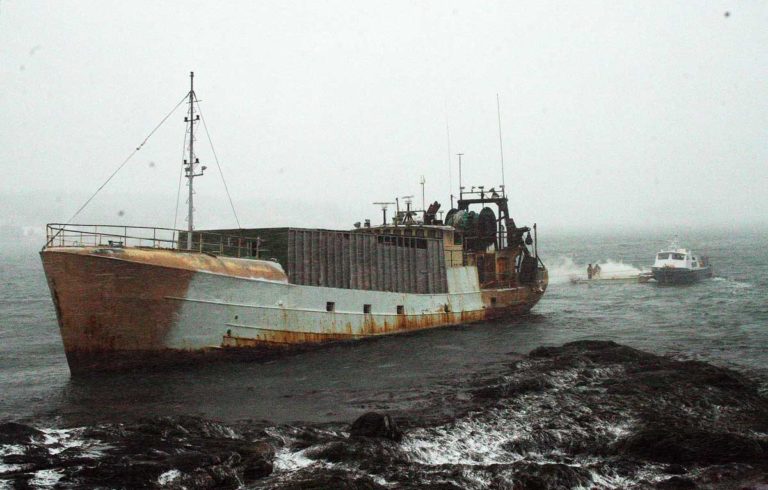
[651,240,713,285]
[40,74,548,374]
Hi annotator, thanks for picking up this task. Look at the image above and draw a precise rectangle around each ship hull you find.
[41,247,547,374]
[651,266,713,285]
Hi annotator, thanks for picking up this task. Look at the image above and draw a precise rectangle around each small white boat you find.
[570,273,651,285]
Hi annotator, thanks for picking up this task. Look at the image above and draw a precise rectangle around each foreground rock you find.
[0,416,274,488]
[350,412,403,442]
[3,341,768,488]
[0,422,45,445]
[247,341,768,488]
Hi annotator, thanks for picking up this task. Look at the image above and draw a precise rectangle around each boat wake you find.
[547,256,646,284]
[712,276,754,289]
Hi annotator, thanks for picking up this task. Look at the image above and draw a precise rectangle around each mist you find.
[1,1,766,238]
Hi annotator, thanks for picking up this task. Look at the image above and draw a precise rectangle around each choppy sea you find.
[1,226,766,487]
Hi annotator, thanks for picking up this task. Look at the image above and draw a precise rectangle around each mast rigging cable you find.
[172,128,189,232]
[61,94,188,228]
[193,94,241,229]
[53,83,242,248]
[496,93,506,190]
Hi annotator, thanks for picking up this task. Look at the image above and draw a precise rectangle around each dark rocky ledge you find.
[1,341,767,488]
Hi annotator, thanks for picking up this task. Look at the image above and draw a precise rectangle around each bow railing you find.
[44,224,260,258]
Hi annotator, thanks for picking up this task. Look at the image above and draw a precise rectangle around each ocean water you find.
[0,227,766,428]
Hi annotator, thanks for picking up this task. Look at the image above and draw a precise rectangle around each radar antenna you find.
[402,195,415,225]
[373,201,395,225]
[670,235,681,251]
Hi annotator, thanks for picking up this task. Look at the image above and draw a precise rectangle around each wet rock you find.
[305,440,366,463]
[135,415,238,440]
[242,456,273,482]
[287,427,336,450]
[697,463,758,484]
[655,476,697,489]
[6,342,768,489]
[38,416,275,488]
[609,360,757,405]
[471,384,507,400]
[528,345,561,358]
[238,441,274,481]
[164,449,219,469]
[274,467,387,489]
[206,459,242,487]
[496,462,592,489]
[531,340,656,365]
[501,437,537,455]
[304,438,406,472]
[618,426,764,464]
[71,459,171,488]
[472,376,553,400]
[350,412,402,442]
[82,423,129,439]
[0,422,44,444]
[665,463,688,475]
[162,469,215,489]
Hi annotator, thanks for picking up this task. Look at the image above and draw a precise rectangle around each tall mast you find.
[184,71,205,249]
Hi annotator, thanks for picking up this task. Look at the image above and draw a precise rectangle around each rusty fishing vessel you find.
[41,74,548,374]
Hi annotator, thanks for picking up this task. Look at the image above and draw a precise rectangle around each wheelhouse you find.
[653,250,704,269]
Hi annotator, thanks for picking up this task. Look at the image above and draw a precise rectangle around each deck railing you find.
[44,224,260,258]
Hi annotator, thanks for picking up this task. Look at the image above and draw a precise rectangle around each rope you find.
[194,94,242,229]
[172,127,188,231]
[60,94,188,232]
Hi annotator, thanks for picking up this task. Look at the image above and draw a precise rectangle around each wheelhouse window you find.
[658,252,686,260]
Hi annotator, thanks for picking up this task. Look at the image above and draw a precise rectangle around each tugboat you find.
[651,238,713,285]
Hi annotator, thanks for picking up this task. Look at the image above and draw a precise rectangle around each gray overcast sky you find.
[1,1,766,234]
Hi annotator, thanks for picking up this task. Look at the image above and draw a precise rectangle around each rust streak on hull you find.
[222,290,545,348]
[41,249,195,373]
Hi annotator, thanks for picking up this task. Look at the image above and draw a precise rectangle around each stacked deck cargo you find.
[186,228,448,294]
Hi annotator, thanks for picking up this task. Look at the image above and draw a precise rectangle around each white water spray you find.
[546,256,647,284]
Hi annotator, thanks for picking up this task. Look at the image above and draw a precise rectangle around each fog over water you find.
[2,7,768,485]
[1,2,766,234]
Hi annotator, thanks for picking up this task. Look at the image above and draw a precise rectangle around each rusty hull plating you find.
[41,243,546,374]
